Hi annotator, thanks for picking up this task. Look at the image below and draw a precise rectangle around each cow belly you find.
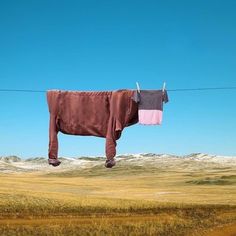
[58,92,110,137]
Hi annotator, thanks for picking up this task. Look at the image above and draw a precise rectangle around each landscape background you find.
[1,0,236,235]
[1,0,236,158]
[0,153,235,235]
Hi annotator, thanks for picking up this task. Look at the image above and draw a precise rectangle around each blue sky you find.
[0,0,236,158]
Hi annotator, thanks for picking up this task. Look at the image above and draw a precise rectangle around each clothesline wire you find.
[0,87,236,93]
[167,87,236,91]
[0,89,45,93]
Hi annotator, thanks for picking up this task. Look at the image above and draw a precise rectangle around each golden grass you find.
[0,165,235,235]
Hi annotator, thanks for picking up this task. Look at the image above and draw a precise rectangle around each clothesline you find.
[0,87,236,93]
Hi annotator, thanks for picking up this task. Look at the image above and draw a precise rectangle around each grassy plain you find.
[0,155,235,235]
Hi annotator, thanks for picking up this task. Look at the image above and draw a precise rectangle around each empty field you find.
[0,153,235,235]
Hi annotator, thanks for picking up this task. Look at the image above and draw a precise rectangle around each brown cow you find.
[46,89,138,168]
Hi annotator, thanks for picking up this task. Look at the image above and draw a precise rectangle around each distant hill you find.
[0,153,235,175]
[0,156,21,162]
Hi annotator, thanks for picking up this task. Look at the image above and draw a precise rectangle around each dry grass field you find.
[0,153,235,235]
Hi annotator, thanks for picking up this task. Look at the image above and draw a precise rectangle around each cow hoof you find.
[105,159,116,168]
[48,159,61,167]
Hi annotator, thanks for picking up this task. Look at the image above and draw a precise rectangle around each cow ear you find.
[163,90,169,103]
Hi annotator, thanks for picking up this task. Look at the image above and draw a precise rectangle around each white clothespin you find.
[136,82,141,93]
[162,82,166,93]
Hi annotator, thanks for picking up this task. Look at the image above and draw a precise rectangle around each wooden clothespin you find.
[136,82,141,93]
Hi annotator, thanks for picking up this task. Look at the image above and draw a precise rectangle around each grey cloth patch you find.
[132,90,169,110]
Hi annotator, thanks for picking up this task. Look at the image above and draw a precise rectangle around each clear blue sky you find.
[0,0,236,158]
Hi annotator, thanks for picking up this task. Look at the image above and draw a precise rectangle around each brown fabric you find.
[47,89,138,163]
